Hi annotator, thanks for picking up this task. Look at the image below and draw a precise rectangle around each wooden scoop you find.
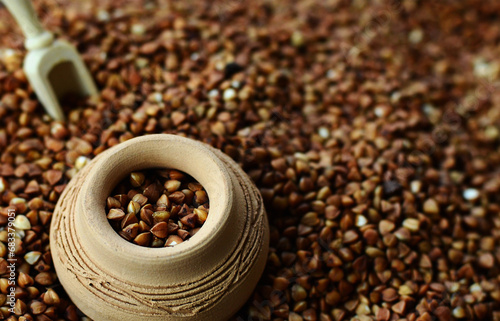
[1,0,98,120]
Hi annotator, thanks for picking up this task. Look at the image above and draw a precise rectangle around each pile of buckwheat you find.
[0,0,499,320]
[106,169,209,247]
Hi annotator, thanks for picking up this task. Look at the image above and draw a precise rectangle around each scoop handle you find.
[1,0,54,50]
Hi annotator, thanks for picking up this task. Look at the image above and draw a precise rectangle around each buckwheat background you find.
[0,0,499,320]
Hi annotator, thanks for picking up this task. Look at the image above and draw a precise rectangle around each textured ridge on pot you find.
[50,134,269,321]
